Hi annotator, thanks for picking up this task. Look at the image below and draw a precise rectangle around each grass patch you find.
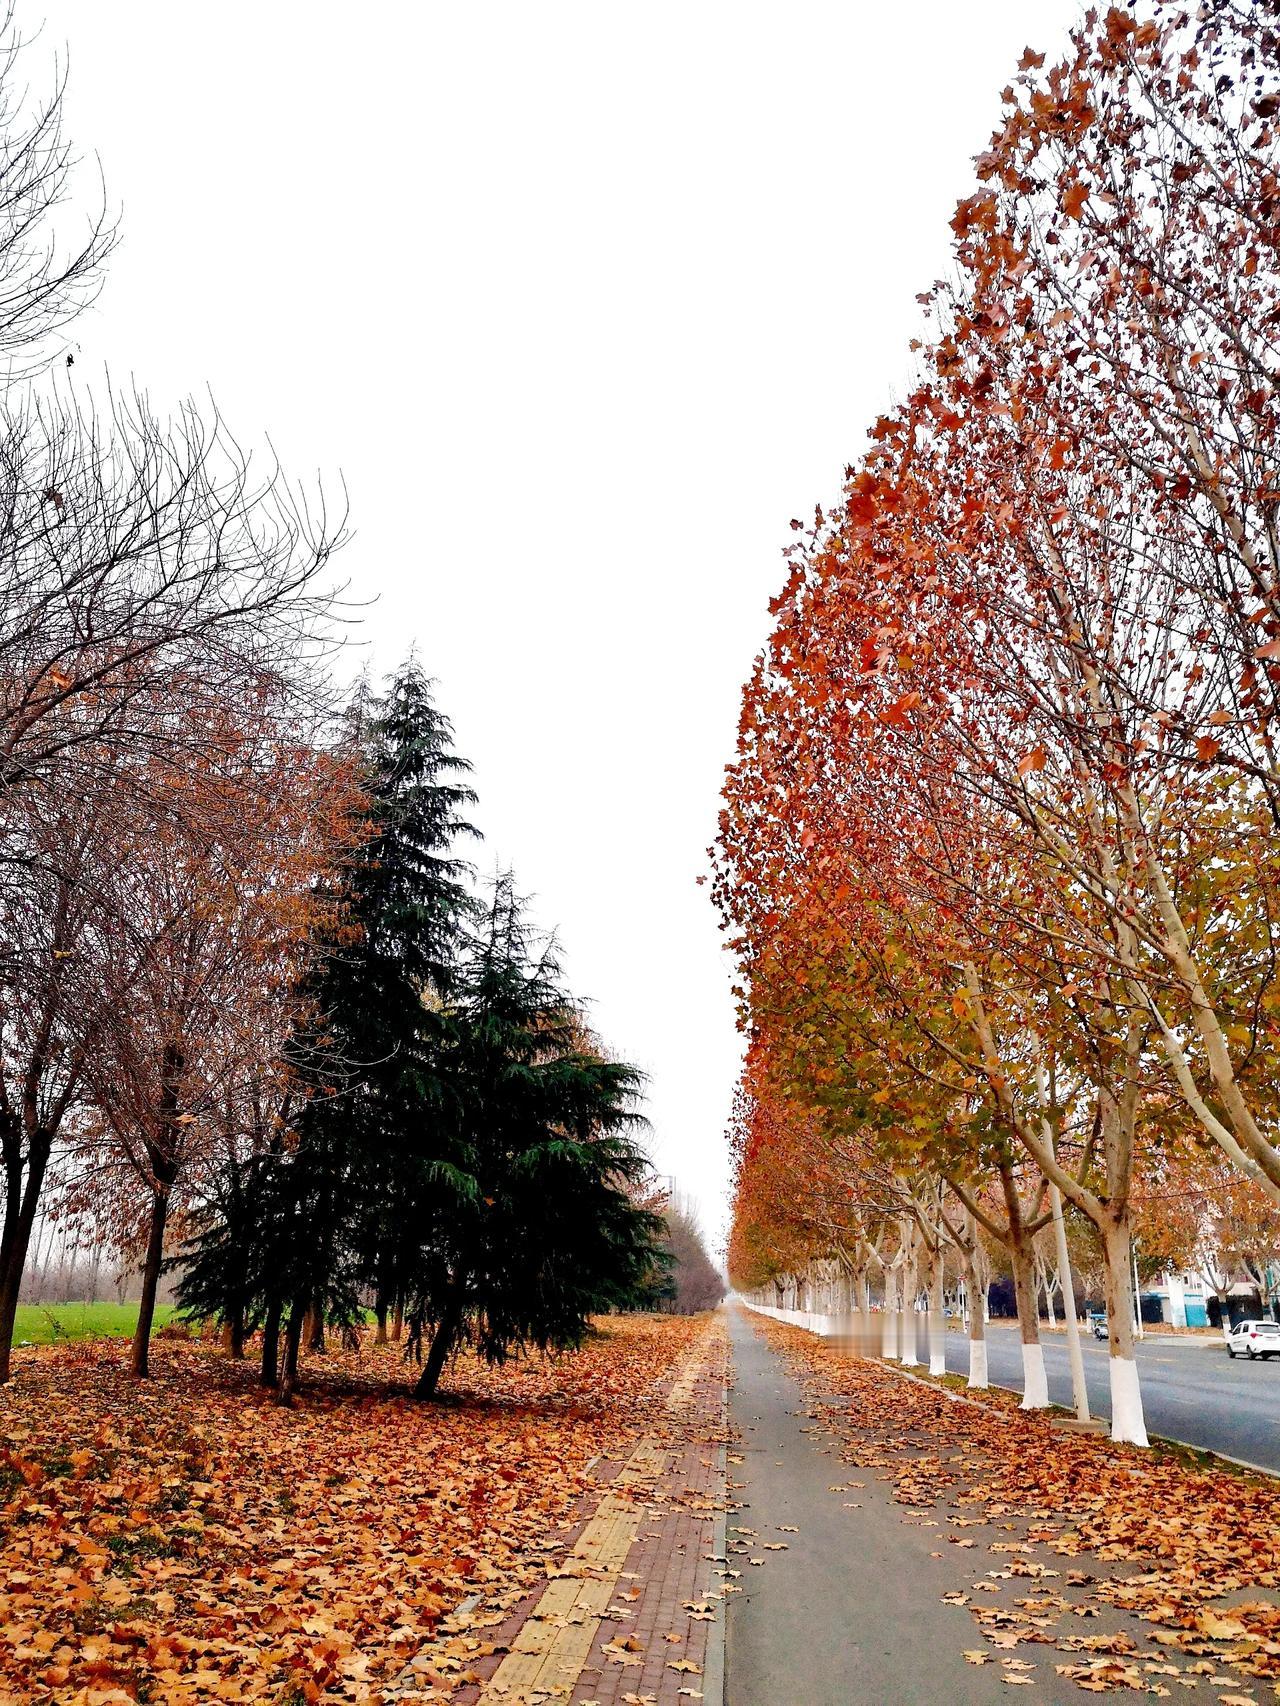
[1148,1431,1273,1483]
[11,1302,175,1346]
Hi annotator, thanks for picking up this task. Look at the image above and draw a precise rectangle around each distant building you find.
[1148,1270,1209,1328]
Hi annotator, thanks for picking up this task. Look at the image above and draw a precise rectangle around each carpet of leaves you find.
[0,1314,703,1705]
[761,1318,1280,1701]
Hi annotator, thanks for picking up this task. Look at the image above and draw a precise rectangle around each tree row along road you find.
[941,1323,1280,1472]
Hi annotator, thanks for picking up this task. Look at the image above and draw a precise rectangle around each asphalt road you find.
[943,1320,1280,1470]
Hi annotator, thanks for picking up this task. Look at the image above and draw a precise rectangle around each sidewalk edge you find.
[702,1380,728,1706]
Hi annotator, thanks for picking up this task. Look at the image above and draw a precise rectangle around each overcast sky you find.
[55,0,1079,1252]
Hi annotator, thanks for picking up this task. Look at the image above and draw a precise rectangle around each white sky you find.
[55,0,1079,1254]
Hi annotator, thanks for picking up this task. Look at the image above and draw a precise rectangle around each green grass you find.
[11,1302,175,1346]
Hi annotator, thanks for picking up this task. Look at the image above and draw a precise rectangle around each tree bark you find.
[1009,1234,1048,1408]
[305,1305,325,1354]
[260,1296,281,1387]
[898,1235,919,1367]
[1102,1214,1149,1445]
[1051,1180,1090,1422]
[881,1266,900,1358]
[220,1309,247,1359]
[374,1295,389,1347]
[278,1302,305,1404]
[130,1180,171,1379]
[964,1253,988,1388]
[928,1249,946,1376]
[392,1299,404,1342]
[414,1291,464,1399]
[0,1128,53,1386]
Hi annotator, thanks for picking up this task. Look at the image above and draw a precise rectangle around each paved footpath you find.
[723,1305,1223,1706]
[474,1314,730,1706]
[465,1308,1269,1706]
[726,1304,1022,1706]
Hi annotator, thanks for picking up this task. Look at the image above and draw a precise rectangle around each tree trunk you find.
[414,1291,464,1400]
[131,1181,171,1379]
[306,1305,325,1354]
[928,1250,946,1376]
[278,1303,305,1404]
[220,1308,247,1359]
[0,1130,53,1386]
[392,1298,404,1342]
[1009,1235,1048,1408]
[881,1266,899,1358]
[854,1268,872,1354]
[1101,1214,1148,1446]
[899,1247,919,1367]
[1051,1180,1090,1422]
[260,1297,282,1387]
[964,1253,988,1388]
[374,1295,389,1347]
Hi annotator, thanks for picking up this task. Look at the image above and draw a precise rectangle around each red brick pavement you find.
[568,1321,728,1705]
[434,1315,728,1706]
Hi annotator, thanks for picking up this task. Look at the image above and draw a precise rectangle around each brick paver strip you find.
[479,1314,728,1706]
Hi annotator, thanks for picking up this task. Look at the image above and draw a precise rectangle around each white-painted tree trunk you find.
[899,1299,918,1366]
[1051,1178,1090,1423]
[899,1243,919,1366]
[967,1337,988,1389]
[1012,1240,1050,1408]
[1108,1356,1148,1447]
[882,1272,899,1358]
[1102,1219,1149,1446]
[928,1256,946,1375]
[1020,1340,1049,1409]
[964,1253,988,1388]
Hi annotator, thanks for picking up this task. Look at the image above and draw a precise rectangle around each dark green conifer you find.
[404,876,664,1398]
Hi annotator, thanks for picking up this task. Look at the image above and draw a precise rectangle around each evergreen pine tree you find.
[176,662,477,1390]
[326,662,478,1333]
[404,875,665,1399]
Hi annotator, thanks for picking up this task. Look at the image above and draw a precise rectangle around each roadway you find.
[942,1320,1280,1471]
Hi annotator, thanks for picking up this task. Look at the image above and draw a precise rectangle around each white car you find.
[1225,1319,1280,1360]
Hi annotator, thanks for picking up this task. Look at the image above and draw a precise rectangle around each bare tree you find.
[0,384,349,805]
[0,4,116,376]
[659,1197,724,1314]
[72,702,360,1378]
[0,771,121,1379]
[0,0,353,1382]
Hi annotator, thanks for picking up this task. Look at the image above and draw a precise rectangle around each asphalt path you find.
[943,1320,1280,1470]
[726,1306,1161,1705]
[727,1306,1020,1704]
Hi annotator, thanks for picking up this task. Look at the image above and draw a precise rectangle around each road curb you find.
[744,1302,1280,1483]
[702,1417,727,1706]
